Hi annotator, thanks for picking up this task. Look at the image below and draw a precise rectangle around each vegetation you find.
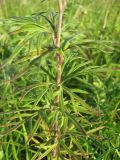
[0,0,120,159]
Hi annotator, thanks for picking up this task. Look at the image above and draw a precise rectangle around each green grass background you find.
[0,0,120,159]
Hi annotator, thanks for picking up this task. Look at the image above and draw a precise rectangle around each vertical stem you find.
[56,0,63,48]
[52,0,67,158]
[56,54,63,104]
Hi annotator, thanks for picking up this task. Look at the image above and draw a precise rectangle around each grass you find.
[0,0,120,159]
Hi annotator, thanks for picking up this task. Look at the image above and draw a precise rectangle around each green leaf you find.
[31,143,57,160]
[65,111,87,135]
[62,33,85,50]
[63,86,101,116]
